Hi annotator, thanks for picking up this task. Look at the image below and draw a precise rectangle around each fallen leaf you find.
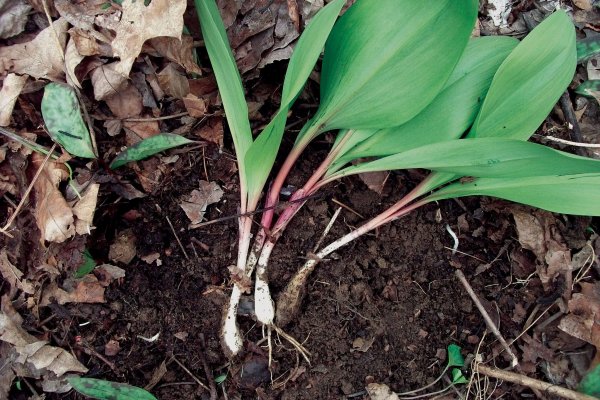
[0,0,31,39]
[194,118,224,147]
[105,82,144,119]
[55,0,112,45]
[64,38,85,88]
[147,36,203,75]
[181,181,224,227]
[0,18,68,80]
[90,63,127,101]
[31,153,75,243]
[94,264,126,287]
[0,249,34,297]
[140,252,161,265]
[41,275,106,305]
[558,286,600,352]
[183,93,207,118]
[111,0,186,79]
[367,383,400,400]
[0,73,28,127]
[351,336,375,353]
[123,120,161,144]
[70,27,112,57]
[359,171,389,195]
[109,229,137,264]
[157,63,190,99]
[573,0,593,10]
[0,296,88,384]
[104,339,120,356]
[72,183,99,235]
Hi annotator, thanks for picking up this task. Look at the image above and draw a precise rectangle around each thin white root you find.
[222,286,243,357]
[272,325,311,364]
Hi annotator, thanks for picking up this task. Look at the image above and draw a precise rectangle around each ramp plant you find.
[197,0,600,358]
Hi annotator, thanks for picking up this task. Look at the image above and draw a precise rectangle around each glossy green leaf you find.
[243,0,345,202]
[451,368,469,385]
[74,250,96,278]
[579,364,600,397]
[304,0,477,138]
[110,133,193,169]
[427,173,600,216]
[469,10,576,141]
[195,0,252,197]
[447,344,465,368]
[329,138,600,180]
[68,377,157,400]
[332,36,518,166]
[576,80,600,98]
[41,83,95,158]
[577,35,600,63]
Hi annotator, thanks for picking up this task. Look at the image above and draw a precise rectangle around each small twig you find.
[165,215,190,261]
[170,355,210,392]
[313,207,342,252]
[124,112,189,122]
[331,198,365,219]
[476,364,597,400]
[1,144,57,237]
[78,344,117,371]
[540,135,600,149]
[455,270,518,368]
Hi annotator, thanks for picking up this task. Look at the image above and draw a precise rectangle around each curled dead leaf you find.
[72,183,99,235]
[0,249,34,297]
[181,181,224,227]
[0,73,27,127]
[0,0,31,39]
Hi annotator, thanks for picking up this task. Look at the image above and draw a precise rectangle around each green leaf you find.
[195,0,252,197]
[427,173,600,216]
[74,250,96,278]
[68,377,157,400]
[576,80,600,98]
[243,0,345,202]
[329,138,600,180]
[451,368,469,385]
[579,364,600,397]
[305,0,477,137]
[332,36,518,165]
[41,83,95,158]
[110,133,193,169]
[577,35,600,63]
[447,344,465,368]
[215,374,227,384]
[469,10,576,141]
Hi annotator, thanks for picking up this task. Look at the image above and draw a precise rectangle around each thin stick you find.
[476,364,598,400]
[331,198,365,219]
[124,112,189,122]
[541,135,600,149]
[454,270,518,368]
[170,355,210,392]
[165,215,190,260]
[1,144,57,237]
[313,207,342,252]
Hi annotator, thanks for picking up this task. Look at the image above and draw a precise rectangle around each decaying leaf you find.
[95,264,126,287]
[110,0,186,81]
[558,283,600,353]
[109,229,137,264]
[0,250,34,297]
[31,153,76,243]
[180,181,224,227]
[41,275,106,305]
[0,73,28,127]
[183,93,207,118]
[157,63,190,99]
[72,183,100,235]
[64,38,85,88]
[358,171,389,195]
[367,383,400,400]
[0,296,88,389]
[0,18,68,80]
[0,0,31,39]
[105,82,144,119]
[147,36,203,75]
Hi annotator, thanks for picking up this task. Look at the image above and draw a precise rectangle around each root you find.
[272,324,311,364]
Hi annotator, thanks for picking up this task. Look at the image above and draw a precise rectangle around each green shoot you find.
[67,376,157,400]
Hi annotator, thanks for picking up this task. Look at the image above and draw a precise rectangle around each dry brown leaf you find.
[0,73,28,127]
[0,0,31,39]
[147,36,203,75]
[195,118,224,147]
[558,285,600,352]
[0,296,88,382]
[55,0,113,44]
[72,183,99,235]
[573,0,593,10]
[182,93,207,118]
[358,171,389,195]
[124,120,160,143]
[111,0,186,79]
[351,336,375,353]
[105,82,143,119]
[95,264,126,287]
[0,18,68,80]
[181,181,224,227]
[90,63,127,100]
[367,383,400,400]
[31,153,75,243]
[109,229,137,264]
[69,27,112,57]
[0,249,34,297]
[104,339,120,356]
[41,275,106,305]
[64,38,85,88]
[157,63,190,99]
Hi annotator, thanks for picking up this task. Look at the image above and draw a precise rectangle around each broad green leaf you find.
[332,36,518,166]
[579,364,600,397]
[576,80,600,98]
[110,133,193,169]
[68,377,157,400]
[329,138,600,180]
[243,0,345,202]
[303,0,477,139]
[41,83,95,158]
[577,35,600,63]
[215,374,227,384]
[195,0,252,198]
[427,173,600,216]
[451,368,469,385]
[469,10,576,141]
[74,250,96,278]
[447,344,465,368]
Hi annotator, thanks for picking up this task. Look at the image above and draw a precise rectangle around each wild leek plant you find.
[196,0,600,358]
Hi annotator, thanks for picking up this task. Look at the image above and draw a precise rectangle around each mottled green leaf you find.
[579,364,600,397]
[110,133,193,169]
[68,377,157,400]
[303,0,477,139]
[74,250,96,278]
[577,36,600,63]
[469,10,576,141]
[576,80,600,99]
[41,83,95,158]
